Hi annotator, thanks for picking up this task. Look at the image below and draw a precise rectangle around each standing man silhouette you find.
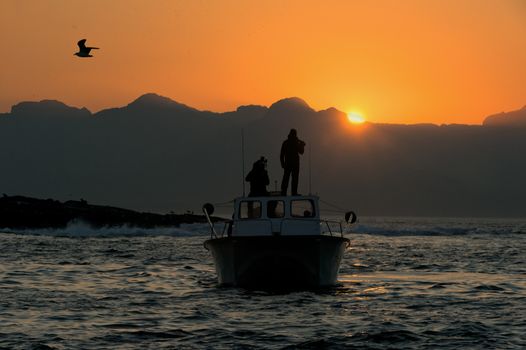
[280,129,306,196]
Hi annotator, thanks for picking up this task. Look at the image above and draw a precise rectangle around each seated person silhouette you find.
[245,157,269,197]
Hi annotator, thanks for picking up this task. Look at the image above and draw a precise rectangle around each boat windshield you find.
[267,200,284,218]
[291,199,316,218]
[239,200,262,219]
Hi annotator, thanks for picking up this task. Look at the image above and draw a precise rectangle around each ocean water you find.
[0,217,525,349]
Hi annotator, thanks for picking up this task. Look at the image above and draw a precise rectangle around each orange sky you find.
[1,0,525,124]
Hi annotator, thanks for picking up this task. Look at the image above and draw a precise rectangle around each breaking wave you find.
[0,220,211,237]
[347,219,526,236]
[2,217,525,238]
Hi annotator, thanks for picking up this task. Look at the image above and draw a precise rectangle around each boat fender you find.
[345,211,357,224]
[202,203,215,216]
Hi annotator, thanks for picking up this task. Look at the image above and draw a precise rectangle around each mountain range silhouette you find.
[1,93,525,217]
[483,105,526,127]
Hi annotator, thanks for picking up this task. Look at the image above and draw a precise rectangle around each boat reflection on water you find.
[203,195,356,289]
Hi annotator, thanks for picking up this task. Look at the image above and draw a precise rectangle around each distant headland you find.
[0,194,217,230]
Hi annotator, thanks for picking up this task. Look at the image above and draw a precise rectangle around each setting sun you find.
[347,112,365,124]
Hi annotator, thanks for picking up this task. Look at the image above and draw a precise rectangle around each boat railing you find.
[220,220,233,238]
[321,219,346,238]
[205,218,349,239]
[206,219,349,239]
[203,203,353,239]
[203,217,232,239]
[203,203,219,239]
[236,217,348,238]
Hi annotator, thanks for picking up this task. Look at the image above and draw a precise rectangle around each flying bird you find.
[74,39,99,58]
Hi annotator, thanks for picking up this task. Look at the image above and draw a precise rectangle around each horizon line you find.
[2,92,522,127]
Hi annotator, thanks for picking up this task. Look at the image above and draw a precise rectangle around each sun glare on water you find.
[347,112,365,124]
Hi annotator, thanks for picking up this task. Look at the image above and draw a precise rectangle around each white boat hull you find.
[204,235,349,288]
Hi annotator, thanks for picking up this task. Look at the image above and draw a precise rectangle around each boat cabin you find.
[232,195,321,236]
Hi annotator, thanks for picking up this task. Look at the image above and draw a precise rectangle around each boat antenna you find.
[308,142,312,195]
[241,128,246,197]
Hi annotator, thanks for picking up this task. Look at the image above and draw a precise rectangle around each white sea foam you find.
[346,217,526,236]
[0,220,211,237]
[1,217,525,237]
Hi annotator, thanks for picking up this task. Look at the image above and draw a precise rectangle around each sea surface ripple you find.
[0,217,525,349]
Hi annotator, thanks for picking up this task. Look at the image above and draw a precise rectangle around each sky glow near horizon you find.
[0,0,525,124]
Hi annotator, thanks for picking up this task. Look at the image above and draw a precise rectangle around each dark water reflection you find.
[0,224,525,349]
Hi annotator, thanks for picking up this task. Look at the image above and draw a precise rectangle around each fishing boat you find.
[203,194,355,289]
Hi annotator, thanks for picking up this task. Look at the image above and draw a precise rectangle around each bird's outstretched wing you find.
[77,39,87,50]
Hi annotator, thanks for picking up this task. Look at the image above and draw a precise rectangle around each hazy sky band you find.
[1,0,525,124]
